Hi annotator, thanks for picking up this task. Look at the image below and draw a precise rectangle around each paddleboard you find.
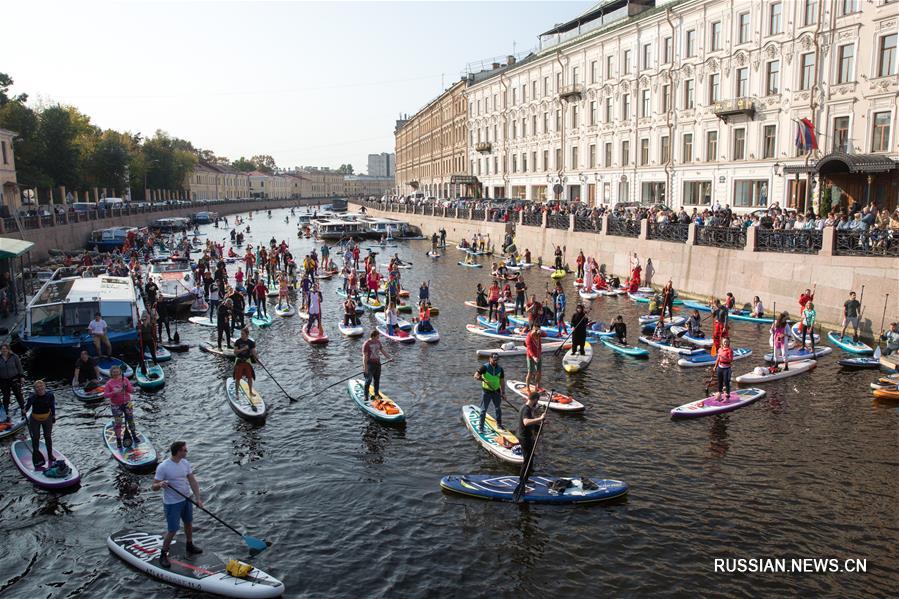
[873,387,899,401]
[162,342,190,352]
[440,475,628,504]
[251,312,273,328]
[0,406,26,440]
[578,289,599,300]
[375,312,412,331]
[225,377,266,421]
[870,374,899,391]
[838,357,881,369]
[376,325,415,343]
[96,357,134,379]
[727,310,774,324]
[72,378,108,401]
[10,440,81,490]
[827,332,873,354]
[457,261,482,268]
[670,326,712,348]
[681,300,712,312]
[145,346,172,362]
[188,316,217,327]
[338,322,365,337]
[465,324,527,342]
[274,305,296,317]
[676,348,752,368]
[135,363,166,390]
[107,530,284,598]
[200,341,235,358]
[638,336,704,355]
[461,405,522,464]
[562,343,593,373]
[735,359,817,384]
[102,421,158,470]
[550,270,566,280]
[302,324,330,345]
[506,380,585,412]
[360,296,385,312]
[346,379,405,424]
[763,346,831,363]
[413,322,440,343]
[475,340,571,357]
[670,388,766,419]
[599,337,650,358]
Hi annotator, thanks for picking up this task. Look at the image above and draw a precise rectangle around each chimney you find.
[492,62,500,69]
[507,55,516,65]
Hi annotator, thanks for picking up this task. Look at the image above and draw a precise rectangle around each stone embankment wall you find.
[8,198,323,262]
[353,203,898,336]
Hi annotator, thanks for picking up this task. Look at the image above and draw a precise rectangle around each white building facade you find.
[464,0,898,212]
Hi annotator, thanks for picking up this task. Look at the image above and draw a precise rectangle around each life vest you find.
[481,364,502,392]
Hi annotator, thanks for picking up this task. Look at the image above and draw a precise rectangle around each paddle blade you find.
[873,345,882,360]
[243,535,269,552]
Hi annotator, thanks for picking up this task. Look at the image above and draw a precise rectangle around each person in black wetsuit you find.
[138,312,158,374]
[475,284,488,308]
[156,298,172,342]
[72,350,101,391]
[216,299,233,351]
[24,380,56,467]
[611,315,628,344]
[570,304,589,355]
[515,390,546,501]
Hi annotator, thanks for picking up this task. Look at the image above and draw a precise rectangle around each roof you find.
[0,127,18,138]
[784,152,898,175]
[0,238,33,259]
[540,0,628,36]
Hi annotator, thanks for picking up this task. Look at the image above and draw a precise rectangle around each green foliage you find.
[337,163,354,174]
[0,72,28,106]
[820,185,833,216]
[250,154,276,174]
[231,156,255,172]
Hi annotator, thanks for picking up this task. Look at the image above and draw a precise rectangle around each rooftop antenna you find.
[441,73,445,89]
[513,40,516,55]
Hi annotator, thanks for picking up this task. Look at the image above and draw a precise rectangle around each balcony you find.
[475,141,492,153]
[559,84,584,102]
[713,97,755,123]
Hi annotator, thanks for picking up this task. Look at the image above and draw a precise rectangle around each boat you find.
[670,388,767,419]
[88,227,143,252]
[20,271,144,354]
[346,379,405,424]
[102,422,158,470]
[314,219,367,240]
[440,475,628,504]
[599,337,649,358]
[763,346,832,363]
[150,217,190,232]
[506,380,585,412]
[413,322,440,343]
[461,405,522,464]
[676,348,752,368]
[107,530,284,597]
[735,359,817,383]
[827,332,873,354]
[638,336,705,356]
[225,377,267,421]
[148,258,195,307]
[562,343,593,373]
[10,440,81,490]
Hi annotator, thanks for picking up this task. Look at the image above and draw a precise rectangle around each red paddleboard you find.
[302,324,329,344]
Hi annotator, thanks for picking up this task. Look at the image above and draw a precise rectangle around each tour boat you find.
[148,258,195,307]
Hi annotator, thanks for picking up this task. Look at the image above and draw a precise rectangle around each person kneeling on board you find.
[611,315,628,345]
[152,441,203,568]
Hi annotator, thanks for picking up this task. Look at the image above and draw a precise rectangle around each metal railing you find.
[647,221,690,243]
[522,211,543,226]
[471,209,485,221]
[547,213,569,230]
[834,229,899,257]
[573,214,602,233]
[694,225,746,249]
[755,228,822,254]
[607,217,641,238]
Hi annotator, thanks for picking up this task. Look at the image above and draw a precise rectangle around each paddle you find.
[255,360,296,402]
[290,358,394,403]
[874,293,889,360]
[856,284,866,343]
[164,484,268,552]
[513,390,551,504]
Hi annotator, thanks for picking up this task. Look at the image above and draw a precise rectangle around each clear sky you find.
[4,0,594,174]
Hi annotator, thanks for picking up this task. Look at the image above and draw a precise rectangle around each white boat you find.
[148,258,194,306]
[314,219,367,240]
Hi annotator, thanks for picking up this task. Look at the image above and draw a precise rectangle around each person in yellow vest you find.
[473,353,506,433]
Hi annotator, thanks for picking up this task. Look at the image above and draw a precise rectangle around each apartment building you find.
[0,128,19,215]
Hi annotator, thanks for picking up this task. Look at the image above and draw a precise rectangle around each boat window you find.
[101,301,135,331]
[30,305,63,336]
[63,301,99,335]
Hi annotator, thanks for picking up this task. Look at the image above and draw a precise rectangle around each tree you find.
[250,154,277,174]
[35,105,92,188]
[337,163,354,174]
[232,156,255,172]
[0,72,27,106]
[0,100,46,187]
[142,130,197,192]
[84,130,139,193]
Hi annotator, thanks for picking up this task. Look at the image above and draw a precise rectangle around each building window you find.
[570,146,578,169]
[555,148,562,170]
[532,80,537,99]
[640,138,649,165]
[521,85,527,103]
[736,67,749,97]
[512,155,517,173]
[623,50,632,75]
[734,180,769,207]
[622,93,630,119]
[840,0,859,15]
[871,112,891,152]
[804,0,817,26]
[591,61,598,83]
[621,140,630,165]
[522,153,528,172]
[605,97,613,122]
[618,181,630,203]
[556,72,562,91]
[544,76,550,96]
[531,151,537,172]
[606,56,614,79]
[706,130,718,161]
[641,182,666,204]
[769,2,782,35]
[763,125,776,158]
[708,73,720,103]
[800,53,815,90]
[543,149,549,171]
[1,141,6,165]
[604,142,612,167]
[837,44,854,83]
[660,135,670,163]
[710,22,721,51]
[642,43,652,70]
[512,88,517,105]
[663,37,672,63]
[521,117,527,137]
[543,112,549,133]
[662,84,671,112]
[684,80,694,109]
[641,89,650,117]
[685,29,696,57]
[512,121,517,139]
[682,133,693,162]
[738,13,750,44]
[733,128,746,160]
[572,66,580,85]
[766,60,780,95]
[878,34,897,78]
[590,101,597,125]
[683,181,712,205]
[589,144,597,168]
[571,105,579,128]
[532,115,537,136]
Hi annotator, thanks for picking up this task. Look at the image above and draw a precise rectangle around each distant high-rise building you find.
[368,152,395,178]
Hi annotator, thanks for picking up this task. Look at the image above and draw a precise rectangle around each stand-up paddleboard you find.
[578,289,599,300]
[107,530,284,598]
[763,346,831,362]
[302,324,329,345]
[670,388,766,419]
[375,312,412,331]
[873,387,899,400]
[102,421,158,470]
[135,363,166,390]
[464,300,515,311]
[145,346,172,362]
[298,309,309,320]
[827,332,873,354]
[838,357,881,369]
[72,377,108,401]
[266,285,279,298]
[638,336,705,356]
[346,379,405,424]
[465,324,527,342]
[562,342,593,373]
[461,405,522,464]
[457,261,483,268]
[162,342,190,352]
[274,305,296,317]
[96,357,134,379]
[599,337,650,358]
[735,359,817,384]
[550,269,566,280]
[338,322,365,337]
[360,295,384,312]
[245,305,257,316]
[200,342,235,358]
[681,300,712,312]
[188,315,216,327]
[790,322,820,345]
[10,440,81,490]
[640,317,687,332]
[251,312,273,328]
[226,377,266,421]
[475,340,571,357]
[0,406,26,439]
[727,310,774,324]
[670,326,713,347]
[870,374,899,391]
[676,348,752,368]
[506,380,585,412]
[440,475,628,504]
[413,322,440,343]
[638,314,684,326]
[376,325,415,344]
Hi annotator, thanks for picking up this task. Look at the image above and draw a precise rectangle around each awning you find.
[0,238,34,259]
[451,175,480,185]
[784,152,898,175]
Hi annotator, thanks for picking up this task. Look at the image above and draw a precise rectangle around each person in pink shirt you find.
[103,365,137,451]
[366,270,380,301]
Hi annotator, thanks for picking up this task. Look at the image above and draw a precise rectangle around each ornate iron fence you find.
[647,221,689,243]
[547,213,569,230]
[755,229,822,254]
[834,229,899,257]
[607,217,641,238]
[522,211,543,226]
[573,214,602,233]
[471,209,485,220]
[694,225,746,249]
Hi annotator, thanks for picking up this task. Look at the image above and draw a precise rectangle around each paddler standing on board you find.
[473,352,506,433]
[233,326,259,398]
[515,390,546,501]
[152,441,204,569]
[524,323,543,391]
